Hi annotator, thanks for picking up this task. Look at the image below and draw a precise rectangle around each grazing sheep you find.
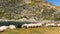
[22,23,43,28]
[27,24,38,28]
[56,24,60,27]
[45,23,56,27]
[32,24,38,27]
[45,24,51,27]
[36,23,42,27]
[21,24,28,28]
[1,26,9,30]
[26,24,35,28]
[50,23,56,27]
[9,25,16,29]
[0,27,5,32]
[0,26,8,32]
[26,23,42,28]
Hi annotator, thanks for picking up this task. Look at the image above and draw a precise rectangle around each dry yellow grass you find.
[56,6,60,9]
[1,27,60,34]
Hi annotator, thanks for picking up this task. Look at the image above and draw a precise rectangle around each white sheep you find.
[29,24,37,27]
[26,24,33,28]
[32,24,38,27]
[24,24,36,28]
[22,23,42,28]
[0,27,5,32]
[45,23,56,27]
[36,23,42,27]
[45,24,51,27]
[21,24,28,28]
[50,23,56,27]
[9,25,16,29]
[26,23,41,28]
[56,24,60,27]
[0,26,9,32]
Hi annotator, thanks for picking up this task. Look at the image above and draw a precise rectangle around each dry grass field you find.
[1,27,60,34]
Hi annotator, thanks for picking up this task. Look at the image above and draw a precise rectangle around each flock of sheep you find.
[0,22,60,32]
[22,23,60,28]
[0,25,16,32]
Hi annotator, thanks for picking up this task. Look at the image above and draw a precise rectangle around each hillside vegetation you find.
[0,0,60,21]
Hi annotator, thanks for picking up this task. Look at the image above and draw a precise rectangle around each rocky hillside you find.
[0,0,60,21]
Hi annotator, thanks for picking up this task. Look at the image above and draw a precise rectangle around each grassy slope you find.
[56,6,60,9]
[1,27,60,34]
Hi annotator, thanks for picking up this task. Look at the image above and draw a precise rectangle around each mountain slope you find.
[0,0,60,21]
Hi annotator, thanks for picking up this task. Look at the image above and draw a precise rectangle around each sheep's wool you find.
[9,25,16,29]
[0,27,4,31]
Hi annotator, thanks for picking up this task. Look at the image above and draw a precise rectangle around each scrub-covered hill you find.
[0,0,60,21]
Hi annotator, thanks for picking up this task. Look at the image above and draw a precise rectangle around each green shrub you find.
[28,2,36,6]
